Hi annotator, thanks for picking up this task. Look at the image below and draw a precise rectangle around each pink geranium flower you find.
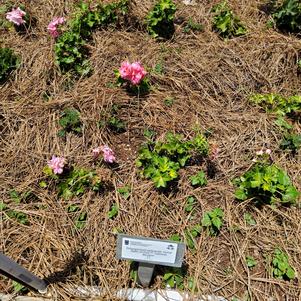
[92,147,101,159]
[119,61,147,85]
[6,7,26,26]
[47,155,65,174]
[47,17,65,38]
[101,145,116,163]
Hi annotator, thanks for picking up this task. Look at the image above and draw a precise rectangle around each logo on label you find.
[124,240,129,246]
[167,245,174,250]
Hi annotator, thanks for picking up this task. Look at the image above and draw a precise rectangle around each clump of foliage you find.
[136,132,209,188]
[233,160,299,205]
[0,48,19,84]
[272,0,301,34]
[271,248,295,280]
[0,202,28,225]
[162,267,184,289]
[58,108,82,137]
[211,1,247,39]
[108,203,119,219]
[201,207,224,236]
[280,132,301,153]
[43,166,102,200]
[190,171,207,187]
[55,0,128,76]
[250,93,301,118]
[146,0,176,39]
[183,18,203,33]
[245,255,257,268]
[184,196,197,213]
[117,186,131,199]
[67,205,87,230]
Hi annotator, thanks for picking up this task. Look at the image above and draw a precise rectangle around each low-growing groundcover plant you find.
[146,0,176,39]
[136,132,209,188]
[58,108,82,137]
[54,0,128,76]
[233,152,299,205]
[0,48,19,84]
[211,0,247,39]
[250,93,301,118]
[201,207,224,236]
[272,0,301,34]
[270,248,295,281]
[43,162,102,200]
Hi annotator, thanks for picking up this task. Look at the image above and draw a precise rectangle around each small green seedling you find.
[190,171,207,187]
[243,212,256,226]
[164,97,174,107]
[271,248,295,280]
[170,233,181,242]
[117,186,131,200]
[185,196,197,213]
[184,224,201,249]
[162,267,184,289]
[201,208,224,236]
[154,61,164,74]
[108,203,119,219]
[143,128,157,141]
[183,18,203,33]
[245,255,256,268]
[108,116,126,133]
[58,108,82,137]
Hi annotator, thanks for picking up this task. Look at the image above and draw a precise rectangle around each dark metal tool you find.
[0,252,47,293]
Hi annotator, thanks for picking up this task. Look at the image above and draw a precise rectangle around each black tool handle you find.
[0,252,47,293]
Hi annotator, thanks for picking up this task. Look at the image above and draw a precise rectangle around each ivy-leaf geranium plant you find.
[233,149,299,205]
[115,61,149,94]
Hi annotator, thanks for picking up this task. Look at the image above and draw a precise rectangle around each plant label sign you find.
[116,234,185,267]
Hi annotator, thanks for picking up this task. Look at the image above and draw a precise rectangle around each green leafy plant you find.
[117,186,131,200]
[0,203,29,225]
[58,108,82,137]
[146,0,176,39]
[0,48,19,84]
[143,128,157,141]
[13,281,27,293]
[245,255,257,268]
[183,18,203,33]
[163,97,174,107]
[162,267,184,289]
[250,93,301,118]
[184,224,201,249]
[190,171,207,187]
[272,0,301,33]
[136,132,209,188]
[67,205,87,229]
[170,233,181,242]
[185,196,197,213]
[44,166,102,200]
[55,0,128,76]
[108,203,119,219]
[233,162,299,205]
[211,1,247,39]
[271,248,295,280]
[243,212,256,226]
[201,208,224,236]
[280,132,301,153]
[108,116,126,133]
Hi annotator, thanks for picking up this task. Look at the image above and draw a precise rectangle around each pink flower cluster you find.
[47,17,65,38]
[6,7,26,26]
[119,61,147,85]
[93,145,116,163]
[47,155,66,174]
[252,148,272,163]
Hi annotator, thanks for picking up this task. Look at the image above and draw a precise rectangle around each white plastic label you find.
[121,238,178,264]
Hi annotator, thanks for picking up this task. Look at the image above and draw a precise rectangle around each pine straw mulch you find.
[1,0,301,300]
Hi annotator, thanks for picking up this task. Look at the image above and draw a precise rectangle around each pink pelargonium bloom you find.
[47,17,65,38]
[92,147,101,159]
[101,145,116,163]
[6,7,26,26]
[47,155,66,174]
[119,61,147,85]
